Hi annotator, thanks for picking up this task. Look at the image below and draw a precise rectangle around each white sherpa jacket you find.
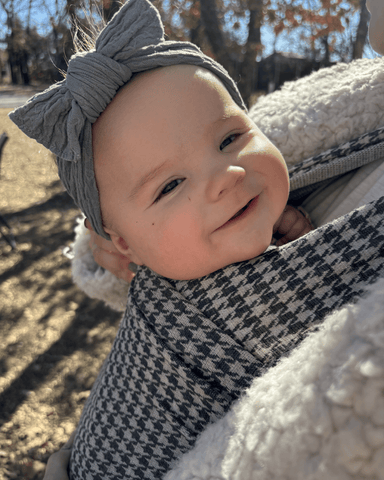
[68,57,384,479]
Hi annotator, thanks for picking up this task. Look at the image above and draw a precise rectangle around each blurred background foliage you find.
[0,0,373,106]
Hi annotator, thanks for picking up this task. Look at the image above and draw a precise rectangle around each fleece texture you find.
[250,57,384,165]
[68,216,129,311]
[164,276,384,480]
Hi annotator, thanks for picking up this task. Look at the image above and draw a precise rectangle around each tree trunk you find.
[7,48,18,84]
[238,0,263,106]
[7,34,20,85]
[353,0,370,59]
[320,34,331,66]
[199,0,234,76]
[3,2,18,85]
[190,15,202,49]
[19,50,30,85]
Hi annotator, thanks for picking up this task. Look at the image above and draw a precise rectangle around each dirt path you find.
[0,108,122,479]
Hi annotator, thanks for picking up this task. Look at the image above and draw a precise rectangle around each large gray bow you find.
[9,0,246,239]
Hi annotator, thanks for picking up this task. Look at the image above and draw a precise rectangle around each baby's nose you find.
[208,165,246,201]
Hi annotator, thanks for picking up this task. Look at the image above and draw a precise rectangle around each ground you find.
[0,105,122,479]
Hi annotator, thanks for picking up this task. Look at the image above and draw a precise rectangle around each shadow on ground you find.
[0,176,122,479]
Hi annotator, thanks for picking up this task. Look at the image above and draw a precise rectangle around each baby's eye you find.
[220,134,239,151]
[155,178,185,202]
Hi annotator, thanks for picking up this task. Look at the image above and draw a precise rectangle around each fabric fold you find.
[133,271,265,396]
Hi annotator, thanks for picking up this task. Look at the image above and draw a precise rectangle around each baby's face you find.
[93,65,289,280]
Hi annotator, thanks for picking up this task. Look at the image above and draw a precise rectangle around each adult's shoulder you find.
[249,57,384,165]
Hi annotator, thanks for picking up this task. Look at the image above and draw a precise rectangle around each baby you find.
[9,1,313,479]
[30,0,384,478]
[91,64,310,281]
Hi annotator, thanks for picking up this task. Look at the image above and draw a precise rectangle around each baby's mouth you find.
[229,199,253,221]
[214,196,259,232]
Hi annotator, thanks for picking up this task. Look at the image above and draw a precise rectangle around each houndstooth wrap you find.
[8,0,245,240]
[69,128,384,480]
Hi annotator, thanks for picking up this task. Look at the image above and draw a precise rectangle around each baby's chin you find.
[154,246,272,281]
[154,263,223,281]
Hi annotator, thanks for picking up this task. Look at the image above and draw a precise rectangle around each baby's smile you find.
[215,196,258,231]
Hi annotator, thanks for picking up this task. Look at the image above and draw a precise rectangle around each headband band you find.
[9,0,246,239]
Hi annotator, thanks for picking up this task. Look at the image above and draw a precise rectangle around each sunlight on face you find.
[92,65,289,280]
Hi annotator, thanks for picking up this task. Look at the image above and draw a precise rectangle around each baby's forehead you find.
[122,65,235,111]
[93,65,242,147]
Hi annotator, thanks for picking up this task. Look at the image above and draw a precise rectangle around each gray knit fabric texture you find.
[8,0,246,239]
[69,129,384,480]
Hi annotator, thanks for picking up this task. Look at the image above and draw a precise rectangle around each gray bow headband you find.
[9,0,246,239]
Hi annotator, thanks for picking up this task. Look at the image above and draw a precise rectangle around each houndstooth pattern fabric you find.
[289,126,384,181]
[289,127,384,200]
[69,135,384,480]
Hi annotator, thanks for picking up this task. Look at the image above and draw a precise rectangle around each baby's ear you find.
[105,228,144,266]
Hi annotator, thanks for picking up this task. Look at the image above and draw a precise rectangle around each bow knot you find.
[67,51,132,123]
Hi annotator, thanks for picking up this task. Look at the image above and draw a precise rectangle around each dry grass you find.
[0,108,121,479]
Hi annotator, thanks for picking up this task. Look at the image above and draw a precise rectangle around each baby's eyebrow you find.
[128,159,172,201]
[211,112,238,127]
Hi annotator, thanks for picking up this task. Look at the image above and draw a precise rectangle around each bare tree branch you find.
[352,0,369,59]
[238,0,263,104]
[199,0,234,75]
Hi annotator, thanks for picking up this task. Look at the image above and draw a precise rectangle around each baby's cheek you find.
[162,209,201,250]
[156,208,207,270]
[269,164,289,217]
